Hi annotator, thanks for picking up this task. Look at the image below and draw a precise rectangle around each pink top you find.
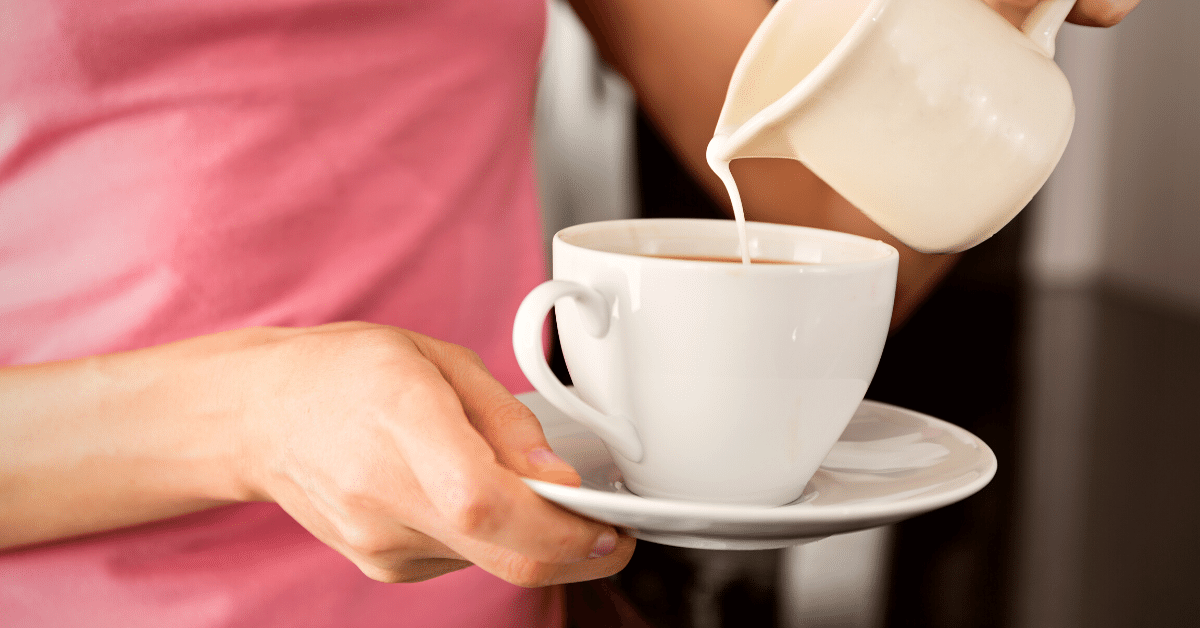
[0,0,557,625]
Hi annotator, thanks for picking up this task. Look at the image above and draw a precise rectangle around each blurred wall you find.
[534,0,637,268]
[1027,0,1200,313]
[1102,0,1200,311]
[1017,4,1199,626]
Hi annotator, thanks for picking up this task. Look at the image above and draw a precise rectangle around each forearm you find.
[0,322,634,585]
[571,0,958,326]
[0,333,254,550]
[569,0,768,212]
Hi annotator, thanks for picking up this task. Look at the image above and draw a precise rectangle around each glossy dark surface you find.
[593,113,1200,628]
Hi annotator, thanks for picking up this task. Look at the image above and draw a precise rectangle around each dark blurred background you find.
[536,2,1200,626]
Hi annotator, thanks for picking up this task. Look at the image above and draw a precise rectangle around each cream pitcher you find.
[707,0,1077,253]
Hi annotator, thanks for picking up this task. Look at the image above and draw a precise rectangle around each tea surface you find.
[647,254,810,265]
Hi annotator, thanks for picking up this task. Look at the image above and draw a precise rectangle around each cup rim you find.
[715,0,889,158]
[553,218,898,273]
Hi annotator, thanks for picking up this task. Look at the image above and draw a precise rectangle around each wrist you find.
[86,332,260,507]
[153,327,290,505]
[0,331,272,548]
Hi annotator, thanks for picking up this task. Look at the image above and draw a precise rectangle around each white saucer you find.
[518,391,996,550]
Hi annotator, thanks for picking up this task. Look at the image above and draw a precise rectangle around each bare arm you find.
[570,0,1139,328]
[0,324,632,585]
[568,0,954,328]
[0,335,248,545]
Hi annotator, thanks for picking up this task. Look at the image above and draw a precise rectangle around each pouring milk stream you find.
[709,0,1077,260]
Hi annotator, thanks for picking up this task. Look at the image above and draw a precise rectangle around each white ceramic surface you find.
[709,0,1077,253]
[513,219,898,506]
[518,391,997,550]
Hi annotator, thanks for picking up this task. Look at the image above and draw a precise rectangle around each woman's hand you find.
[0,323,633,587]
[232,323,634,585]
[986,0,1141,28]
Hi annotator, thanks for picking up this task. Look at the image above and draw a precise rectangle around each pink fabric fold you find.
[0,0,555,625]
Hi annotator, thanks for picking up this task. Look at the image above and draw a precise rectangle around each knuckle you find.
[502,556,558,589]
[361,560,460,584]
[359,563,409,584]
[329,464,375,499]
[285,324,409,372]
[313,320,373,334]
[358,560,446,584]
[484,395,539,429]
[538,526,591,564]
[438,343,488,378]
[401,330,483,369]
[446,490,506,538]
[393,369,445,408]
[339,521,396,557]
[343,326,409,359]
[346,530,470,583]
[455,345,486,368]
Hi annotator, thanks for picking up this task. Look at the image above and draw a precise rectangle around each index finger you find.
[385,332,619,567]
[411,333,581,487]
[1067,0,1140,27]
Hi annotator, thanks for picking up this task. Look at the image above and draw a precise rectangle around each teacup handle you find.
[1022,0,1076,58]
[513,280,644,462]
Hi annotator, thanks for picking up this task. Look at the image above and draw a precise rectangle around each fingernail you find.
[528,447,570,471]
[588,530,618,559]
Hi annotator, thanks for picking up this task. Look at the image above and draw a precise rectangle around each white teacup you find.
[513,219,898,505]
[709,0,1077,253]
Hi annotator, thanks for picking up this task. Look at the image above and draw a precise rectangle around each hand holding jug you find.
[708,0,1078,253]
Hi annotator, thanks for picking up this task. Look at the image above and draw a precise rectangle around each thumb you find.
[405,331,581,487]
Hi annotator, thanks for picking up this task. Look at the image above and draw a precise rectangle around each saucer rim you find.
[519,395,997,524]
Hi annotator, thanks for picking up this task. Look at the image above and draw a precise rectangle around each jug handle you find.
[1022,0,1076,58]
